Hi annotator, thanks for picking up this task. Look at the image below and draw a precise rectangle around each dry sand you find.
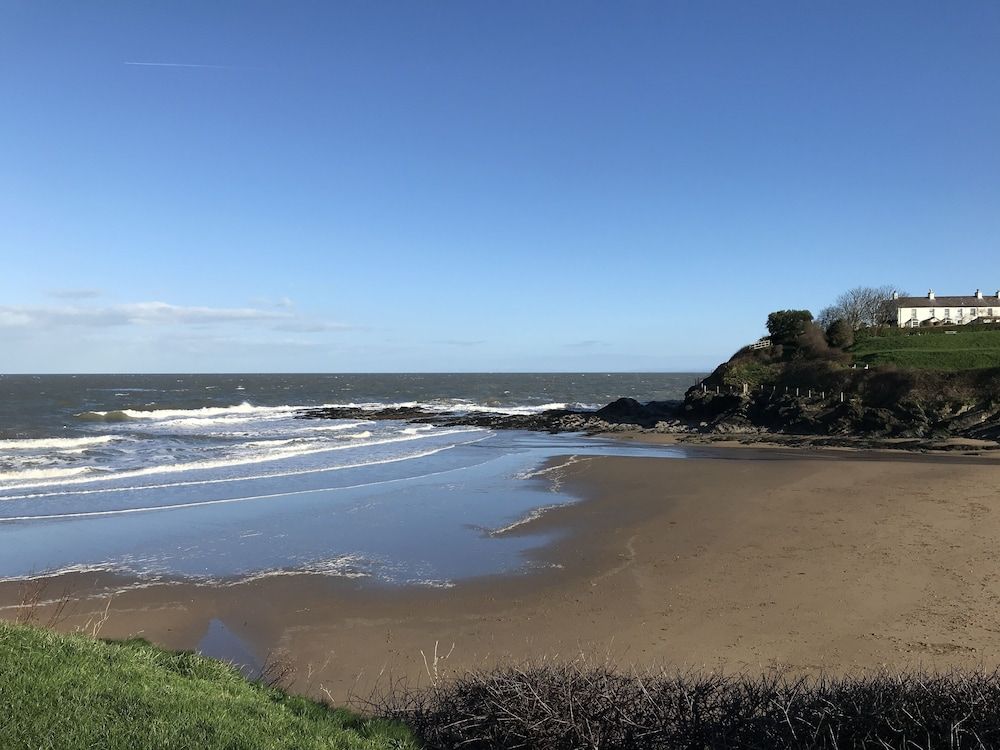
[3,446,1000,702]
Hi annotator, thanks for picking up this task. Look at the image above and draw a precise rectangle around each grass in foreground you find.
[7,621,1000,750]
[0,621,417,750]
[851,329,1000,370]
[377,663,1000,749]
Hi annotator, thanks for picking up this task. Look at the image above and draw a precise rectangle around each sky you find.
[1,2,998,373]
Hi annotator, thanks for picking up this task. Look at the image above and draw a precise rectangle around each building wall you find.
[897,302,1000,327]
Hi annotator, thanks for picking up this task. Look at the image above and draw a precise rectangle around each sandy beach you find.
[3,444,1000,703]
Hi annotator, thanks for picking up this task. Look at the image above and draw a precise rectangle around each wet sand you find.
[3,447,1000,703]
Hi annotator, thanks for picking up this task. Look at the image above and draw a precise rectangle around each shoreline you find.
[4,443,1000,702]
[619,430,1000,454]
[297,400,1000,453]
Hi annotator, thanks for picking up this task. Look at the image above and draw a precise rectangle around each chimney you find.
[892,291,899,300]
[928,289,935,300]
[976,289,984,299]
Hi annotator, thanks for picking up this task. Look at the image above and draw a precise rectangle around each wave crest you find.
[1,435,118,451]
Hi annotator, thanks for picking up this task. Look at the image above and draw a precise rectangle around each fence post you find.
[840,392,844,403]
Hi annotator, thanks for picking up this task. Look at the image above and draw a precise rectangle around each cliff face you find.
[682,388,1000,439]
[683,356,1000,441]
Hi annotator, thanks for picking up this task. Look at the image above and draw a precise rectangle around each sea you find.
[0,373,700,587]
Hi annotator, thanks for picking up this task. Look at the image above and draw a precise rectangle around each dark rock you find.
[295,384,1000,450]
[296,400,686,435]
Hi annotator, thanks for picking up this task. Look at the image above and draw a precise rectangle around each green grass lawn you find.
[851,329,1000,370]
[0,622,418,750]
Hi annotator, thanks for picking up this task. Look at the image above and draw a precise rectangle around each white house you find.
[892,289,1000,328]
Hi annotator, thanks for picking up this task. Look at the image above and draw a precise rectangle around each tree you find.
[766,310,814,344]
[825,318,854,349]
[815,305,841,331]
[822,285,900,329]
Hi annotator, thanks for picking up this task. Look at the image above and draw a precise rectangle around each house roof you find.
[894,296,1000,308]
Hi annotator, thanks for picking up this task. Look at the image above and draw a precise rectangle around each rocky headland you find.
[296,372,1000,452]
[296,310,1000,451]
[296,398,688,435]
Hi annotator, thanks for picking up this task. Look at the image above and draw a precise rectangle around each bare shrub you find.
[370,664,1000,749]
[825,285,900,329]
[256,649,296,690]
[15,578,75,629]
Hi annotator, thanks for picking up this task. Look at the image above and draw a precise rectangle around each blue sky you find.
[1,2,998,373]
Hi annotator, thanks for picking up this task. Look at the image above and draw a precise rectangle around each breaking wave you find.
[1,435,119,451]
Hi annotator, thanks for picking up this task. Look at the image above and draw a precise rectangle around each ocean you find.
[0,373,699,586]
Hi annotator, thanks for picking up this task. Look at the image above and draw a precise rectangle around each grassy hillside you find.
[0,622,417,750]
[851,329,1000,370]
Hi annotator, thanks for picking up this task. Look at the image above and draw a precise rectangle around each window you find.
[990,309,995,317]
[911,308,918,319]
[929,308,935,317]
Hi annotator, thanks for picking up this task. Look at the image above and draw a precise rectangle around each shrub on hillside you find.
[720,360,782,388]
[766,310,814,345]
[794,323,846,363]
[825,319,854,349]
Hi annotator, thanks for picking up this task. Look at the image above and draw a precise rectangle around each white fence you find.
[698,382,850,403]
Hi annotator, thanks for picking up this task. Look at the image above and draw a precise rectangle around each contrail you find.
[123,61,243,69]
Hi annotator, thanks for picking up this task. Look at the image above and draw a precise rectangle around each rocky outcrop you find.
[295,398,689,435]
[296,380,1000,449]
[681,387,1000,441]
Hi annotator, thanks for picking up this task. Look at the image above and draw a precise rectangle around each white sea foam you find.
[320,400,599,415]
[460,401,596,415]
[404,578,456,589]
[241,438,313,448]
[76,399,596,425]
[514,454,591,493]
[0,562,122,586]
[488,504,564,536]
[0,466,98,482]
[0,435,118,451]
[298,421,374,432]
[0,439,491,520]
[160,415,283,428]
[0,430,491,499]
[75,402,298,422]
[0,557,372,586]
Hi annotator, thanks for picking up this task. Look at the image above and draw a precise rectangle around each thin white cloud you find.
[0,301,343,330]
[47,288,103,300]
[123,61,257,71]
[157,332,322,353]
[252,296,296,310]
[272,320,352,333]
[0,311,32,327]
[435,339,485,347]
[126,301,289,324]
